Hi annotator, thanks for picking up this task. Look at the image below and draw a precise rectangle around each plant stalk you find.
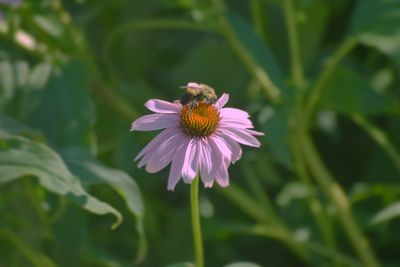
[283,0,304,89]
[304,38,357,124]
[351,114,400,174]
[191,174,204,267]
[300,133,380,267]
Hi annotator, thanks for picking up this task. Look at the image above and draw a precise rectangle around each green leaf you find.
[28,62,52,90]
[227,13,290,98]
[277,182,312,207]
[0,136,122,228]
[33,15,65,38]
[60,148,145,260]
[224,262,262,267]
[296,1,331,69]
[61,148,144,217]
[0,115,42,140]
[0,60,15,108]
[318,66,399,115]
[25,60,95,149]
[52,205,85,267]
[0,59,37,112]
[349,0,400,37]
[259,105,293,169]
[0,229,57,267]
[349,0,400,67]
[371,201,400,224]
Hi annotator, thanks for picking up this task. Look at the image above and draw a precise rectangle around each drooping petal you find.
[182,138,200,183]
[214,93,229,109]
[215,163,229,187]
[145,99,180,114]
[135,127,177,162]
[219,133,242,163]
[145,130,185,173]
[168,139,191,191]
[131,114,179,131]
[219,127,261,147]
[199,140,214,188]
[208,140,230,187]
[209,135,232,164]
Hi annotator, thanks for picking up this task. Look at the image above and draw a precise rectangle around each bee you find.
[180,82,218,107]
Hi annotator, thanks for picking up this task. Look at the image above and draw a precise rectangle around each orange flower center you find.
[180,103,220,137]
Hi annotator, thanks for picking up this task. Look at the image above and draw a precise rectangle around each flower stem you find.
[283,0,304,89]
[300,132,380,267]
[304,38,357,124]
[351,114,400,174]
[211,0,281,103]
[249,0,267,41]
[191,174,204,267]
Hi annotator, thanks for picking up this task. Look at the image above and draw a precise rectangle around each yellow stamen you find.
[180,103,220,137]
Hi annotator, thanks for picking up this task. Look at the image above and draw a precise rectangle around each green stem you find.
[250,0,267,40]
[218,183,269,223]
[91,82,138,119]
[250,225,361,267]
[240,162,277,219]
[218,184,309,261]
[211,0,281,103]
[23,180,48,226]
[283,0,336,253]
[283,0,304,89]
[291,135,337,255]
[351,114,400,174]
[305,38,357,124]
[191,174,204,267]
[300,133,380,267]
[0,229,56,267]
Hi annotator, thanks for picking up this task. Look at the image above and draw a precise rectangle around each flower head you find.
[131,82,263,190]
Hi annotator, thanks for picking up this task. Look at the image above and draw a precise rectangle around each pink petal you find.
[182,138,200,183]
[214,93,229,109]
[215,164,229,187]
[145,131,185,173]
[220,107,250,119]
[208,141,229,187]
[220,127,261,147]
[145,99,180,114]
[219,134,242,163]
[219,117,254,129]
[135,128,177,162]
[209,135,232,164]
[199,141,214,188]
[131,114,178,131]
[168,138,191,191]
[247,129,265,136]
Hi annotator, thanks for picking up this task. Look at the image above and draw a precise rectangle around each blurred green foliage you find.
[1,0,400,266]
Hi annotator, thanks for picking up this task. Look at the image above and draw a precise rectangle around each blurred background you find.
[1,0,400,266]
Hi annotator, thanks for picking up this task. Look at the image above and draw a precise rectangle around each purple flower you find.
[131,82,263,191]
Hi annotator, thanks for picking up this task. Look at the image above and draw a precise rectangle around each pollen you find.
[180,103,220,137]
